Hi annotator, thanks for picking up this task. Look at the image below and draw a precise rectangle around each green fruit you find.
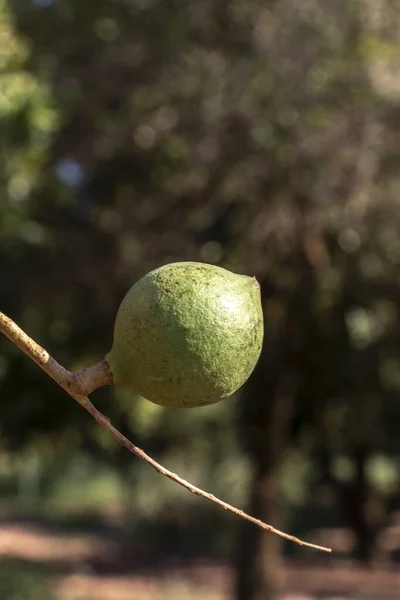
[106,262,263,408]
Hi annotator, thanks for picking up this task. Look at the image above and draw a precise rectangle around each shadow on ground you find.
[1,515,400,600]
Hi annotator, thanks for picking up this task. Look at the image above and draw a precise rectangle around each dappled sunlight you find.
[3,0,400,598]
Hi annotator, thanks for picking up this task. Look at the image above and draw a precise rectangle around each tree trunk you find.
[233,356,294,600]
[319,441,385,563]
[342,447,383,563]
[234,463,284,600]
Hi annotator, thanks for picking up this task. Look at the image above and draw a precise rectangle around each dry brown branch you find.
[0,310,331,553]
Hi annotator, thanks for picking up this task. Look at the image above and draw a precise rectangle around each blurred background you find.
[1,0,400,598]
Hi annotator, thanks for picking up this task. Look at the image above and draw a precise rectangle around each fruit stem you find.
[0,309,331,554]
[74,359,114,395]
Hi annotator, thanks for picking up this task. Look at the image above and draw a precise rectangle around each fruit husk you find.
[106,262,263,408]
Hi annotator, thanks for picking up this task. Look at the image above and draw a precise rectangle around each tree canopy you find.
[2,0,400,597]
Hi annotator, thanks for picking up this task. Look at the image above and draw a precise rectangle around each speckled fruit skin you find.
[106,262,263,408]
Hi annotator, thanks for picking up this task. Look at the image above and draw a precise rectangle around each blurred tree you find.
[2,0,400,598]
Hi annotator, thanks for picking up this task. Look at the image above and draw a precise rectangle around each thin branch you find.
[0,312,113,399]
[0,310,331,553]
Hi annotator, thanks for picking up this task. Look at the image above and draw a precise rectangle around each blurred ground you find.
[1,518,400,600]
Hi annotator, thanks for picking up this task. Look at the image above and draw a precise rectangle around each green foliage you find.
[2,0,400,580]
[0,559,55,600]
